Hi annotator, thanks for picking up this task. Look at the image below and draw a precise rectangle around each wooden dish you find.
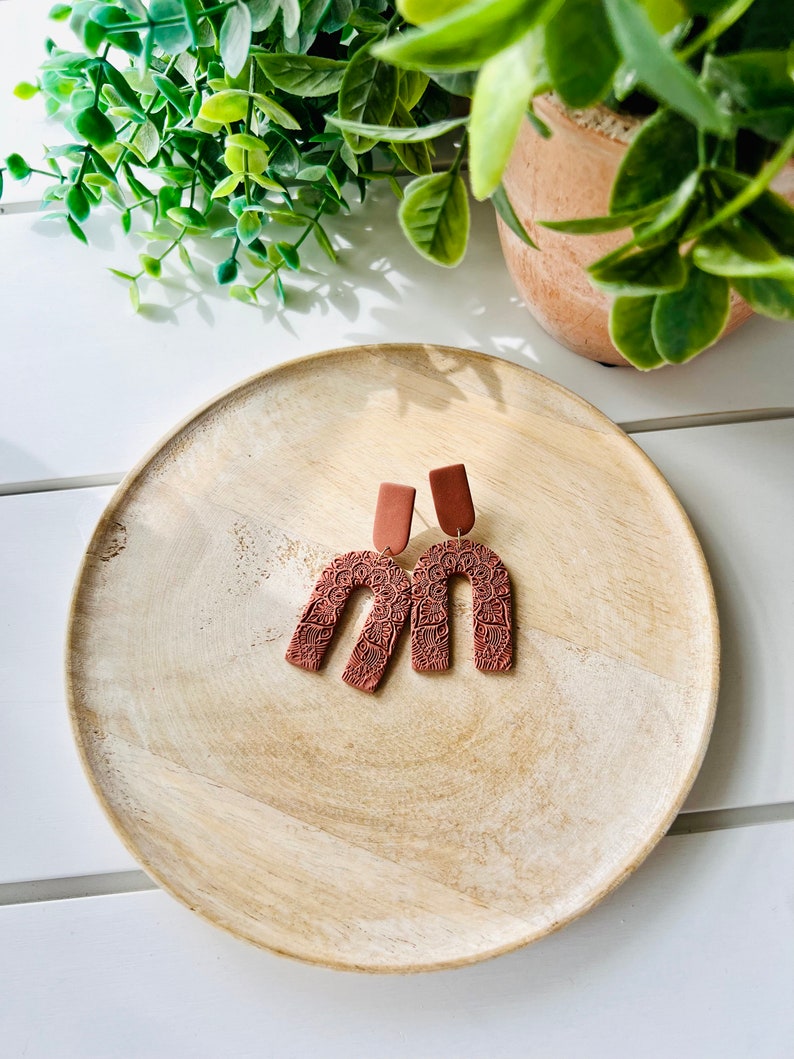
[67,344,719,972]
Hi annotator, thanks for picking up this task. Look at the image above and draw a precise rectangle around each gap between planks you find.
[1,408,793,499]
[1,803,793,908]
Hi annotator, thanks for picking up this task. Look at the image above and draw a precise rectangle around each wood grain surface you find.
[66,344,719,972]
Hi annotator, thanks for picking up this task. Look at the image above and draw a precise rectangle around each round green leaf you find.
[338,47,399,153]
[693,221,794,280]
[732,275,794,320]
[199,90,250,124]
[4,153,32,180]
[398,170,470,266]
[589,243,686,295]
[66,183,91,222]
[139,253,162,277]
[236,210,262,245]
[651,264,730,363]
[215,257,239,284]
[212,172,244,198]
[14,81,39,100]
[167,206,208,229]
[609,295,665,369]
[220,2,253,79]
[75,106,116,148]
[611,108,698,213]
[275,242,301,270]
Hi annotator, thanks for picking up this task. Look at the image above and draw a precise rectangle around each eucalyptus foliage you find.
[2,0,454,307]
[5,0,794,367]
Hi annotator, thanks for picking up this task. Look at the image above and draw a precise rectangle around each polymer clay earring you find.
[412,464,512,673]
[285,483,415,693]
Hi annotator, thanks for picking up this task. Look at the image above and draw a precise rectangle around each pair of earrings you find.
[285,464,513,693]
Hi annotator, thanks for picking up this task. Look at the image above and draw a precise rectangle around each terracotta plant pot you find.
[497,95,755,366]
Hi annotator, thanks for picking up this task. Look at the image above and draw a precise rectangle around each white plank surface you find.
[2,419,791,883]
[0,486,137,881]
[642,420,794,812]
[1,821,792,1058]
[2,201,794,486]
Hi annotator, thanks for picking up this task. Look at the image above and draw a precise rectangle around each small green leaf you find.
[398,170,470,266]
[5,153,32,180]
[129,279,140,311]
[120,209,131,233]
[539,199,666,234]
[252,93,301,130]
[140,253,162,277]
[130,119,160,163]
[338,46,399,153]
[212,172,244,198]
[732,275,794,320]
[609,295,665,369]
[546,0,619,108]
[589,243,686,295]
[651,263,730,363]
[279,0,301,37]
[199,90,250,123]
[215,257,239,284]
[388,100,433,175]
[14,82,39,100]
[325,114,466,142]
[149,0,192,51]
[67,215,88,244]
[74,106,116,148]
[254,53,347,97]
[230,284,258,303]
[276,242,301,269]
[220,2,253,79]
[152,74,191,117]
[167,206,207,229]
[693,222,794,281]
[611,108,698,212]
[603,0,731,135]
[49,4,73,21]
[66,183,91,222]
[469,38,538,200]
[491,184,538,248]
[375,0,562,72]
[178,243,196,273]
[109,268,137,281]
[312,221,337,262]
[236,210,262,245]
[269,209,309,227]
[226,132,268,152]
[248,0,280,31]
[400,69,429,109]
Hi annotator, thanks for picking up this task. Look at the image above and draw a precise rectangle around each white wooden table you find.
[2,6,793,1056]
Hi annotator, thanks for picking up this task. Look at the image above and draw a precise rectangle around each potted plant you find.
[5,1,794,369]
[362,0,794,367]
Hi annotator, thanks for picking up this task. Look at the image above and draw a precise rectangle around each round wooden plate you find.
[67,344,719,973]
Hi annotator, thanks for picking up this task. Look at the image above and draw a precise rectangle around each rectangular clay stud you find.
[429,464,475,537]
[372,482,416,556]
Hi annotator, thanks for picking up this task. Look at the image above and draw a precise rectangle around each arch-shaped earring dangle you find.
[285,483,415,693]
[412,464,512,673]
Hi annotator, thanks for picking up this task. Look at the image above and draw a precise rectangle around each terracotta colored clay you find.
[429,464,475,537]
[497,95,756,365]
[412,538,512,673]
[285,550,411,693]
[372,482,416,556]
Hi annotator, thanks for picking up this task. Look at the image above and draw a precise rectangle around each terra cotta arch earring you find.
[412,464,512,673]
[285,483,415,693]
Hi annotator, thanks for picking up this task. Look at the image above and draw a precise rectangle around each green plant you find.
[5,2,794,368]
[349,0,794,367]
[1,0,460,306]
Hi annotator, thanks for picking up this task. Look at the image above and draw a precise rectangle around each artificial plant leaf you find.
[633,168,700,245]
[712,169,794,255]
[338,47,399,153]
[389,100,433,175]
[167,205,208,228]
[589,243,686,295]
[469,38,535,200]
[397,0,471,23]
[149,0,192,52]
[220,2,253,78]
[67,215,88,244]
[400,69,430,109]
[4,153,32,180]
[247,0,281,31]
[212,172,244,197]
[254,53,347,96]
[546,0,619,108]
[199,89,250,123]
[693,220,794,280]
[130,118,160,162]
[215,257,239,284]
[326,114,465,141]
[609,295,665,369]
[491,183,538,247]
[539,198,666,233]
[604,0,730,135]
[731,275,794,319]
[276,241,301,269]
[611,108,698,212]
[103,62,146,118]
[14,82,39,100]
[253,93,301,129]
[279,0,301,38]
[139,253,162,277]
[75,105,116,147]
[236,209,262,244]
[651,262,730,362]
[374,0,563,73]
[152,73,191,117]
[398,170,469,266]
[703,50,794,111]
[66,182,91,221]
